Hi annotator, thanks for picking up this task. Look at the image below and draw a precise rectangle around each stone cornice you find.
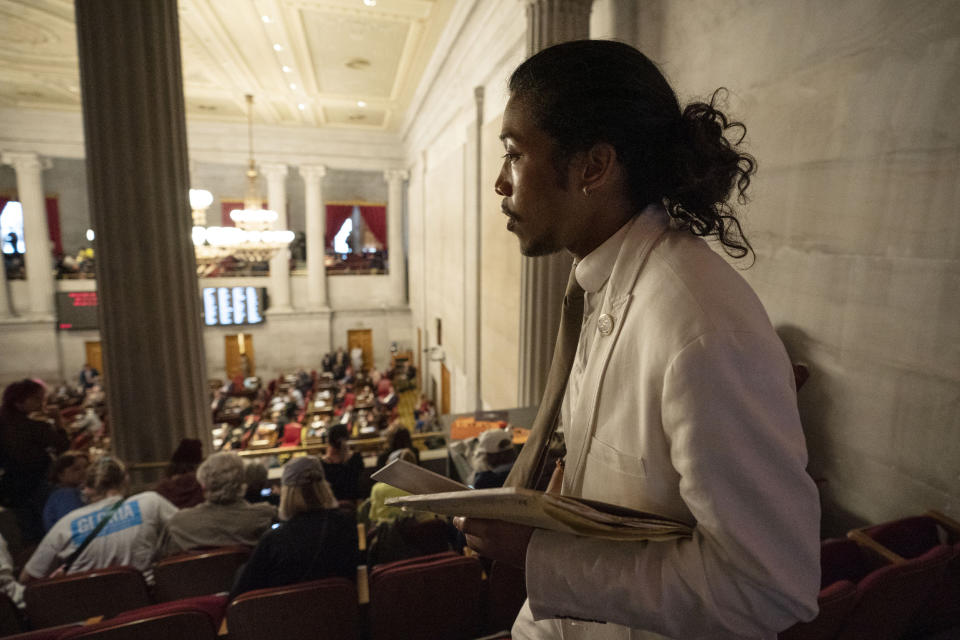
[0,107,406,171]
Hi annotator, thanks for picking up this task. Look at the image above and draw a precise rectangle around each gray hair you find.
[196,452,245,504]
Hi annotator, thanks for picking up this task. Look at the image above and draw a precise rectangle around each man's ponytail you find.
[664,89,756,260]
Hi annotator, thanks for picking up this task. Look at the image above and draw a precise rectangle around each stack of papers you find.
[372,459,692,542]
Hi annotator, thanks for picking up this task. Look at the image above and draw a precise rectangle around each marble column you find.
[74,0,211,473]
[385,169,408,305]
[0,250,10,318]
[465,87,485,410]
[516,0,591,406]
[300,164,328,310]
[261,163,292,312]
[2,152,55,318]
[526,0,592,53]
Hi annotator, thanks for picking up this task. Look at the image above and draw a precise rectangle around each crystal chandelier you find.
[191,94,294,263]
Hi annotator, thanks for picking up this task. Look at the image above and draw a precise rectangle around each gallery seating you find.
[58,595,226,640]
[778,579,857,640]
[226,577,358,640]
[152,546,251,602]
[847,511,960,638]
[368,551,483,640]
[24,566,151,629]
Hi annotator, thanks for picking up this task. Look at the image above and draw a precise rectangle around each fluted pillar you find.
[74,0,211,471]
[526,0,592,53]
[262,163,292,312]
[300,164,328,310]
[2,152,55,318]
[385,169,408,305]
[516,0,591,406]
[0,250,10,318]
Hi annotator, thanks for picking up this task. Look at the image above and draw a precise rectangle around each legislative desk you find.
[240,405,537,483]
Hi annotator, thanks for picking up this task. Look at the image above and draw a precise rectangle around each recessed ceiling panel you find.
[301,8,409,97]
[0,0,454,131]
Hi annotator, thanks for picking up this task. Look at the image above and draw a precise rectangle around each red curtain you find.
[220,200,242,227]
[326,204,355,249]
[358,205,387,249]
[220,199,268,226]
[45,196,63,257]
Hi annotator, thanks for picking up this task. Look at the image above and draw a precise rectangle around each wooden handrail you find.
[846,529,905,565]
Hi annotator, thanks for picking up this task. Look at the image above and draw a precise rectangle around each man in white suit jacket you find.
[456,40,820,639]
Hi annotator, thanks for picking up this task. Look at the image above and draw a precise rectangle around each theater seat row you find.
[5,551,525,640]
[779,511,960,640]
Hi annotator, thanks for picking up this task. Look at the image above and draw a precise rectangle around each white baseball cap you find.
[478,428,513,454]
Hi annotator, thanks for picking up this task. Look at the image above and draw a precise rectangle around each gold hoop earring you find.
[582,187,590,197]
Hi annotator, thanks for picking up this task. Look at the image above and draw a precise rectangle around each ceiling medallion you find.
[345,57,371,70]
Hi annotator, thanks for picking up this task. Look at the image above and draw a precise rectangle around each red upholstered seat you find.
[153,546,251,602]
[2,622,84,639]
[836,544,953,640]
[279,423,303,448]
[484,561,527,635]
[369,552,483,640]
[58,595,227,639]
[226,577,358,640]
[24,566,151,629]
[778,579,857,640]
[849,513,960,638]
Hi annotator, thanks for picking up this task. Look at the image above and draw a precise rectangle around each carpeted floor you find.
[395,388,419,431]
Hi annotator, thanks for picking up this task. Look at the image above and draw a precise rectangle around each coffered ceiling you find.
[0,0,455,131]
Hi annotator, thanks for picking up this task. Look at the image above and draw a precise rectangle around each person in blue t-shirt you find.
[42,451,90,531]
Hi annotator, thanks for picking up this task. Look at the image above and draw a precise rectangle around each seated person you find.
[321,424,365,508]
[368,449,436,525]
[376,375,392,398]
[42,451,90,531]
[375,424,420,470]
[21,456,177,583]
[229,456,358,598]
[413,396,436,433]
[470,428,516,489]
[243,461,280,506]
[154,438,205,509]
[158,452,276,557]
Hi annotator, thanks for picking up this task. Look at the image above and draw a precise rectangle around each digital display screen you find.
[202,286,266,326]
[56,291,99,330]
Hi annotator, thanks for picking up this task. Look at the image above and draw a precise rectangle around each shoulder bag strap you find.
[61,498,125,572]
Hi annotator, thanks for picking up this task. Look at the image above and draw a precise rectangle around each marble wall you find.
[403,0,527,414]
[637,0,960,527]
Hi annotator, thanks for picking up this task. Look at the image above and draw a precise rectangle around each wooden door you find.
[84,341,103,374]
[225,334,255,380]
[441,363,451,415]
[347,329,374,371]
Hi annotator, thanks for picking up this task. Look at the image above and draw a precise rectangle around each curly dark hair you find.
[0,378,45,422]
[508,40,756,260]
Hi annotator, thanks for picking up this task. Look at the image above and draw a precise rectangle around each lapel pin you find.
[597,313,614,335]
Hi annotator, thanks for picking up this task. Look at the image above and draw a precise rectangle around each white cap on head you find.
[478,428,513,454]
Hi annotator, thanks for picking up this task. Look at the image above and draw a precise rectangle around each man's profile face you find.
[495,94,583,257]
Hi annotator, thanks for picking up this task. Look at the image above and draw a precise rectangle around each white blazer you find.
[518,207,821,640]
